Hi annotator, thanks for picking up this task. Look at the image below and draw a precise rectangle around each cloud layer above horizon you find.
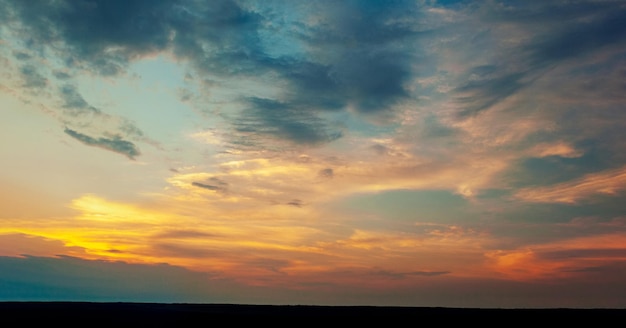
[1,0,626,308]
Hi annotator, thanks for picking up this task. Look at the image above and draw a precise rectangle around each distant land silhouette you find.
[0,302,625,324]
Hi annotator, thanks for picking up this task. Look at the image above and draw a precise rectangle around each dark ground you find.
[0,302,624,324]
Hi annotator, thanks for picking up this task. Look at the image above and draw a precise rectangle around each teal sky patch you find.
[339,189,475,226]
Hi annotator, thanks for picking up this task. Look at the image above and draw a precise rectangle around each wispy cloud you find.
[59,84,100,115]
[369,269,450,279]
[525,4,626,69]
[232,97,343,146]
[19,65,47,89]
[514,165,626,204]
[64,127,141,160]
[192,177,229,193]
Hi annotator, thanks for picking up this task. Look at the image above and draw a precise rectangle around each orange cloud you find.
[528,141,583,158]
[0,233,86,258]
[486,233,626,281]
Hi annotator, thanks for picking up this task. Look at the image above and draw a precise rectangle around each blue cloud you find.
[64,127,141,160]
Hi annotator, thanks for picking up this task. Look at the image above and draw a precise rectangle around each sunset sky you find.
[2,0,626,308]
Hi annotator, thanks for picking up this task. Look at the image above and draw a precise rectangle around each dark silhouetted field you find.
[0,302,624,324]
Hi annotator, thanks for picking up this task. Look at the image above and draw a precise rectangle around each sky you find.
[1,0,626,308]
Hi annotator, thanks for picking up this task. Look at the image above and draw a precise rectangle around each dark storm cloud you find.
[64,127,140,160]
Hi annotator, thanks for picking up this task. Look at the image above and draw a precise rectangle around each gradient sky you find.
[1,0,626,308]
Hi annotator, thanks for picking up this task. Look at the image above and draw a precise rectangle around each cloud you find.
[370,269,450,279]
[526,5,626,69]
[537,248,626,261]
[528,142,583,159]
[64,127,141,160]
[153,243,220,259]
[453,71,527,117]
[287,199,304,207]
[3,0,425,146]
[486,232,626,282]
[3,0,625,150]
[168,0,265,75]
[192,182,225,192]
[178,0,419,113]
[2,0,426,153]
[192,177,229,193]
[514,165,626,204]
[232,97,343,146]
[331,50,412,113]
[438,2,626,121]
[53,70,72,80]
[59,84,100,115]
[241,0,422,129]
[12,51,31,61]
[153,230,219,239]
[191,182,220,191]
[0,233,86,258]
[3,0,175,75]
[19,65,47,89]
[318,168,334,179]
